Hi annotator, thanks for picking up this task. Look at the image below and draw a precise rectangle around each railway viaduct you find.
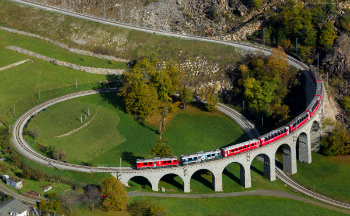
[112,69,323,192]
[8,0,325,194]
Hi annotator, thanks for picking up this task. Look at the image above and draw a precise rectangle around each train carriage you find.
[136,156,179,169]
[180,149,221,165]
[221,139,259,157]
[259,126,289,146]
[287,111,310,133]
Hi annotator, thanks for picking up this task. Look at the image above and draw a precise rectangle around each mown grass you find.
[0,30,127,69]
[26,93,247,166]
[26,99,125,164]
[131,196,347,216]
[20,180,71,196]
[0,58,108,124]
[293,152,350,203]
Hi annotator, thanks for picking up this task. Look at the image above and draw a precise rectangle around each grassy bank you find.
[0,30,127,69]
[293,152,350,203]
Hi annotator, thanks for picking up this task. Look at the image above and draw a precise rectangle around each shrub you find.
[341,96,350,112]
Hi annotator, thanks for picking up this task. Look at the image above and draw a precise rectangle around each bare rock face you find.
[323,34,350,81]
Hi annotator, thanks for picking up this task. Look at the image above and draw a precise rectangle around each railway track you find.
[8,0,350,211]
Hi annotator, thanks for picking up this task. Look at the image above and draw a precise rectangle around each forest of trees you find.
[253,0,341,60]
[235,46,299,123]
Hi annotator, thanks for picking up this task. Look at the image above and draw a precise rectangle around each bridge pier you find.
[283,144,297,174]
[263,153,276,181]
[298,132,312,164]
[240,164,251,188]
[183,176,191,193]
[212,171,223,192]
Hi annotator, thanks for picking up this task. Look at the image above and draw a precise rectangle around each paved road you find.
[128,190,350,214]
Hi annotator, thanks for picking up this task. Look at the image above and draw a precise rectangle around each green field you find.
[26,93,248,166]
[293,152,350,203]
[129,196,347,216]
[0,30,127,69]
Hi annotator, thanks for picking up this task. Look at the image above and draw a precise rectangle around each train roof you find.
[306,96,320,111]
[259,125,289,140]
[316,81,323,96]
[222,139,259,151]
[180,149,221,158]
[286,110,309,126]
[136,156,178,163]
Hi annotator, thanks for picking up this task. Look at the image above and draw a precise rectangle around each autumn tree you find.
[150,138,173,157]
[271,102,290,123]
[267,46,289,77]
[320,123,350,156]
[319,21,337,46]
[101,177,128,211]
[204,86,219,113]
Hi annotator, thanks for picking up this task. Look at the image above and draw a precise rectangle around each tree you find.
[267,46,289,77]
[60,191,81,214]
[38,200,48,210]
[179,85,193,109]
[32,170,45,181]
[204,86,218,113]
[101,177,128,211]
[252,0,262,10]
[320,123,350,156]
[121,78,159,120]
[128,199,150,216]
[271,102,290,123]
[84,185,102,210]
[150,138,173,157]
[208,3,217,20]
[319,21,337,46]
[341,96,350,112]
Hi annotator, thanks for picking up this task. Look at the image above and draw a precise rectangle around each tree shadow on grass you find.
[223,167,240,185]
[160,174,183,191]
[139,120,159,135]
[121,151,144,165]
[190,101,207,112]
[191,170,213,191]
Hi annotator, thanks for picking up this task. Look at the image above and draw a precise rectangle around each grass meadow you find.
[129,196,347,216]
[26,93,248,166]
[293,152,350,203]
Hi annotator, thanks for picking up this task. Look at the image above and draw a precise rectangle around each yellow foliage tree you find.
[101,177,128,211]
[267,46,289,77]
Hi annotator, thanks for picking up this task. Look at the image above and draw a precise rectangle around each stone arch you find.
[297,132,311,164]
[275,143,297,174]
[126,176,153,190]
[222,161,250,189]
[189,168,219,192]
[157,173,184,192]
[250,153,275,181]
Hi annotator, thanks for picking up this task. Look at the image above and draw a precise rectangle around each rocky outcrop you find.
[322,34,350,87]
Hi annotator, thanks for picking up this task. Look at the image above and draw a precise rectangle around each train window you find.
[168,161,171,163]
[143,163,147,165]
[239,147,242,150]
[250,144,253,147]
[149,162,152,165]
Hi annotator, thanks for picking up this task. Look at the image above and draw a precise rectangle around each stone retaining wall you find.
[6,46,124,75]
[0,59,32,71]
[0,26,129,63]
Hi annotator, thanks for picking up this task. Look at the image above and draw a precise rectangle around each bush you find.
[47,192,57,199]
[320,123,350,156]
[128,199,167,216]
[340,96,350,112]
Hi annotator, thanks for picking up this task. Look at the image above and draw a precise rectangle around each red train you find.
[136,157,179,169]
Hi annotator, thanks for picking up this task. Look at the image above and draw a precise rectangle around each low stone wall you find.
[6,46,124,75]
[0,26,129,63]
[0,59,32,71]
[54,110,98,137]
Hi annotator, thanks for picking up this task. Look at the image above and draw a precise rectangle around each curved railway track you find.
[7,0,350,211]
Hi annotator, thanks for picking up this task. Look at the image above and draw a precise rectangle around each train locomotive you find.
[135,68,323,170]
